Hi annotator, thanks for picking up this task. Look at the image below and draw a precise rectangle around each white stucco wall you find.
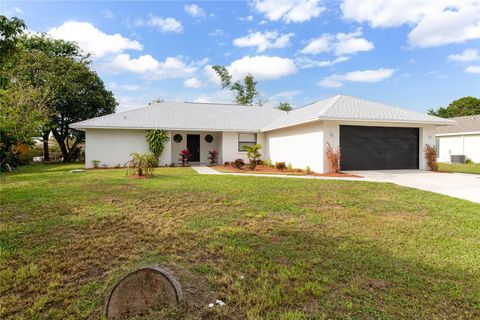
[85,129,150,168]
[170,131,221,164]
[84,129,173,168]
[437,134,480,163]
[221,131,266,164]
[264,121,324,172]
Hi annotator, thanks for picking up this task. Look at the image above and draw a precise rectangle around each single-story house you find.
[436,115,480,163]
[71,95,454,173]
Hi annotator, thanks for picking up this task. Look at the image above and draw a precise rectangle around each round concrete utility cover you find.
[104,266,183,319]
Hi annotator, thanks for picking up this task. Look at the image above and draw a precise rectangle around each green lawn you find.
[1,164,479,319]
[438,162,480,174]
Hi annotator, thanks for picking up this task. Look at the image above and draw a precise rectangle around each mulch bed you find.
[210,165,363,178]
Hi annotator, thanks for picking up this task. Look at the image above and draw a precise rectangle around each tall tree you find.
[428,96,480,118]
[276,102,292,111]
[47,58,117,161]
[18,34,87,160]
[212,65,260,105]
[0,16,26,88]
[0,82,49,170]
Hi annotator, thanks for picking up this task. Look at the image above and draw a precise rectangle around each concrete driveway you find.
[346,170,480,203]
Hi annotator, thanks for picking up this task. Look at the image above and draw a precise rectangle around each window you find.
[238,133,257,151]
[205,134,214,143]
[173,134,183,143]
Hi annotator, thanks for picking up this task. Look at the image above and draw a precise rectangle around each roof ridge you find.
[320,94,343,116]
[183,101,259,107]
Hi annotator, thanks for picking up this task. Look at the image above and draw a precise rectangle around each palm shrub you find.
[424,144,438,171]
[145,130,169,165]
[242,143,262,170]
[125,152,156,177]
[326,142,341,173]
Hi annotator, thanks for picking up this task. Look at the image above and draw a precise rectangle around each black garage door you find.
[340,125,419,170]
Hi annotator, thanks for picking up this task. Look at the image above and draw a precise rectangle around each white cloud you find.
[205,56,297,83]
[448,49,480,62]
[14,7,23,13]
[148,15,183,33]
[106,54,201,80]
[300,34,333,54]
[253,0,325,23]
[184,4,206,19]
[184,77,203,88]
[341,0,480,48]
[300,30,373,56]
[108,54,160,73]
[319,68,395,87]
[116,95,150,112]
[465,65,480,74]
[296,56,350,69]
[121,84,140,91]
[233,31,294,52]
[209,29,224,37]
[101,9,115,19]
[228,55,298,80]
[239,15,254,22]
[335,31,374,55]
[48,21,142,58]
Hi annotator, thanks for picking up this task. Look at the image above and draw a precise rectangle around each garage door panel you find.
[340,125,419,170]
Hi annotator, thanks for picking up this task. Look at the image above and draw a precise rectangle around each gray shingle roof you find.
[70,101,284,132]
[262,95,455,131]
[71,95,454,131]
[436,115,480,135]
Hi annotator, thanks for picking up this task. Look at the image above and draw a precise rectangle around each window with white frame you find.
[238,133,257,151]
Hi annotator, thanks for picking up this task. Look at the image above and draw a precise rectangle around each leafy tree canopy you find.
[212,65,261,105]
[277,102,292,111]
[428,96,480,118]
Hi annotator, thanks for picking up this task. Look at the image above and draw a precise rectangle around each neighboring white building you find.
[436,115,480,163]
[71,95,454,173]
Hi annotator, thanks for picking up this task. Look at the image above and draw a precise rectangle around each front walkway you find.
[192,166,480,203]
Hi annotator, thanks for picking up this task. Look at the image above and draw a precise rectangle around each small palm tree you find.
[242,144,262,170]
[125,152,157,177]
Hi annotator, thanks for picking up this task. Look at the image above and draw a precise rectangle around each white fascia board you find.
[261,117,453,132]
[72,125,261,132]
[436,131,480,137]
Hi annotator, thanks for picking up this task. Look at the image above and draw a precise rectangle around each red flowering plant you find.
[179,149,191,167]
[208,149,219,165]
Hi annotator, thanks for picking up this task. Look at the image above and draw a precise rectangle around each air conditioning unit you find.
[450,155,466,164]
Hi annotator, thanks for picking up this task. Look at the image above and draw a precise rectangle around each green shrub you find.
[305,166,312,175]
[275,162,286,170]
[145,130,169,164]
[91,160,101,168]
[232,159,245,169]
[287,162,293,171]
[263,159,273,167]
[466,158,474,164]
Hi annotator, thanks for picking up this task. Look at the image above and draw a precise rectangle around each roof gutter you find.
[70,125,263,133]
[261,117,456,132]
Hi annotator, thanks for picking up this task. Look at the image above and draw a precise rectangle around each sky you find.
[1,0,480,113]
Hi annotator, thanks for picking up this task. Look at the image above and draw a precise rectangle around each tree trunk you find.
[42,131,50,161]
[51,129,69,162]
